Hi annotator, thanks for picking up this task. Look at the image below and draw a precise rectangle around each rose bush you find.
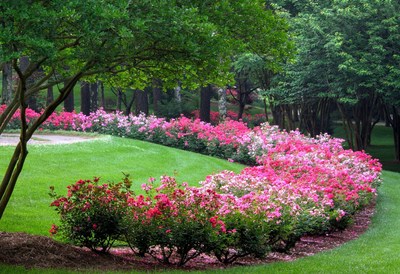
[49,176,133,253]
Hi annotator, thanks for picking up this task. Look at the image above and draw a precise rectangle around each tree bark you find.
[80,81,91,115]
[153,79,162,116]
[299,98,333,136]
[90,82,98,112]
[63,82,74,112]
[99,81,105,109]
[200,85,212,123]
[218,87,227,121]
[47,86,54,107]
[135,89,149,116]
[263,97,269,122]
[337,92,379,151]
[384,104,400,161]
[116,88,123,111]
[19,57,38,112]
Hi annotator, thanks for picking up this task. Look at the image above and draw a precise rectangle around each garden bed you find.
[0,202,374,272]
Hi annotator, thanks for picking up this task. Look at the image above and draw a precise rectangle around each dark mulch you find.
[0,203,375,272]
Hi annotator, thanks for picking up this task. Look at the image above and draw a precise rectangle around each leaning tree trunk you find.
[0,71,83,218]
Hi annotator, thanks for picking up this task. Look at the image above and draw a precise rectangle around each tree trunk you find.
[263,97,269,122]
[238,94,245,120]
[116,88,123,111]
[19,57,38,112]
[299,98,333,136]
[337,92,379,151]
[2,62,13,104]
[90,82,98,112]
[47,87,54,107]
[174,85,181,103]
[270,101,285,129]
[237,80,248,120]
[384,104,400,161]
[218,87,227,121]
[200,85,212,123]
[285,105,295,131]
[135,89,149,115]
[153,79,162,116]
[80,81,91,115]
[174,85,182,114]
[99,81,105,109]
[64,82,74,112]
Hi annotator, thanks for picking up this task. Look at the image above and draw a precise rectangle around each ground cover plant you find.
[0,105,382,268]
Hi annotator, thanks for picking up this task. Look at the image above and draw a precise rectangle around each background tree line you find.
[2,0,399,161]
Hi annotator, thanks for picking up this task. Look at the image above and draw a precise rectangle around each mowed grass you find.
[0,136,245,235]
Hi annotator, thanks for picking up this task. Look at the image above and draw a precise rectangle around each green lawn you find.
[0,136,244,235]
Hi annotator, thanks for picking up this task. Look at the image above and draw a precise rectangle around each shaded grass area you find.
[334,124,399,173]
[0,137,244,235]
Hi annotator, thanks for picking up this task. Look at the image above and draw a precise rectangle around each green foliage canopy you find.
[0,0,293,90]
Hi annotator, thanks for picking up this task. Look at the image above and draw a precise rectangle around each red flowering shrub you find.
[49,177,133,253]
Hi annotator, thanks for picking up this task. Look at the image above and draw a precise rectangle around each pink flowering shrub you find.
[0,105,41,129]
[124,176,223,266]
[49,177,133,253]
